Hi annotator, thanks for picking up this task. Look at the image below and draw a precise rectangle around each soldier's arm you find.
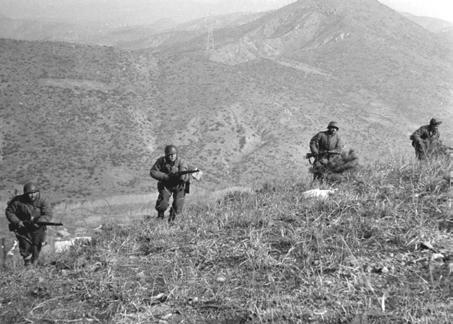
[309,133,320,155]
[150,158,170,181]
[333,136,343,153]
[411,127,424,142]
[178,160,190,182]
[433,130,440,140]
[5,200,21,224]
[36,198,53,222]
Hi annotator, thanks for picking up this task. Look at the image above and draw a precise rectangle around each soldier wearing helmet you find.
[309,121,343,167]
[5,182,53,266]
[150,145,190,223]
[410,118,442,160]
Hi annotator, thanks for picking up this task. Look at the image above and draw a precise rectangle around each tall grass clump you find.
[1,158,452,323]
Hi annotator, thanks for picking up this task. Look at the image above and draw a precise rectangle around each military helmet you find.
[429,118,441,126]
[327,121,339,130]
[164,145,177,155]
[23,182,39,194]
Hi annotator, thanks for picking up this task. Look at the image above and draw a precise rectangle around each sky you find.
[0,0,452,25]
[199,0,453,23]
[198,0,453,23]
[379,0,453,23]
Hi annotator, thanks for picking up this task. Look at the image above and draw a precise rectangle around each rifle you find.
[305,151,341,165]
[33,221,64,226]
[8,221,63,231]
[169,169,201,179]
[173,169,200,176]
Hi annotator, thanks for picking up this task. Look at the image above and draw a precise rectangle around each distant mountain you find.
[1,0,452,201]
[0,8,266,48]
[0,15,106,43]
[112,12,265,49]
[156,0,453,117]
[0,14,177,46]
[0,0,295,26]
[401,12,453,33]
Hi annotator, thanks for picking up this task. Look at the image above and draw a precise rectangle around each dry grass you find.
[1,157,452,323]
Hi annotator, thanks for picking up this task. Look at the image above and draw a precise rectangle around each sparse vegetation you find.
[1,157,451,323]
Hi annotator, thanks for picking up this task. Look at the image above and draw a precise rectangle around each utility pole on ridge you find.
[205,16,215,53]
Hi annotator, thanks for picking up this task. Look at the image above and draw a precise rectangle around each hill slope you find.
[0,39,161,200]
[1,0,452,201]
[0,158,451,323]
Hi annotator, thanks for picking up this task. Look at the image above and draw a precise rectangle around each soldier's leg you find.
[155,184,171,218]
[16,230,33,266]
[30,227,46,265]
[414,141,427,160]
[312,160,326,182]
[169,189,185,223]
[415,145,425,160]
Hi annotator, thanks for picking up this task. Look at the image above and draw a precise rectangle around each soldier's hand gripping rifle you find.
[8,221,64,245]
[305,151,341,165]
[8,220,63,232]
[172,169,201,177]
[168,168,203,181]
[305,152,316,165]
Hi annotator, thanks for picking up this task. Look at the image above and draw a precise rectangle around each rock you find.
[216,276,226,283]
[431,253,445,261]
[151,293,167,303]
[301,188,338,199]
[55,228,71,238]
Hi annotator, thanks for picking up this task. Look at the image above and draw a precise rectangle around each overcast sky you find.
[0,0,452,24]
[198,0,453,23]
[379,0,453,23]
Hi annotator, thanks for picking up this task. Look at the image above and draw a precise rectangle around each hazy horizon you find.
[0,0,452,27]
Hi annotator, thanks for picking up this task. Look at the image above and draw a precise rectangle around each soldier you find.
[150,145,190,223]
[410,118,442,160]
[5,182,53,266]
[309,121,343,167]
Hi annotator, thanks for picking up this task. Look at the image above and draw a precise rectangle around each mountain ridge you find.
[1,0,452,201]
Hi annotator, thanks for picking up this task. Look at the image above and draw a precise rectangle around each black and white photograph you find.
[0,0,452,322]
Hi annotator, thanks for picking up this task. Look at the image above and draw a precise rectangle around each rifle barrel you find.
[35,222,64,226]
[178,169,200,175]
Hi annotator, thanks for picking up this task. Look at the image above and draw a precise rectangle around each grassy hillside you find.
[1,157,451,323]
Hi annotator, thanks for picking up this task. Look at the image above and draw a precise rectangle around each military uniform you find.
[310,131,343,158]
[309,121,343,167]
[5,192,52,265]
[410,118,441,160]
[150,155,190,222]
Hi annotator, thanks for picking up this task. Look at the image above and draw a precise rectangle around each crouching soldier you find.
[5,182,53,266]
[410,118,442,160]
[150,145,190,223]
[309,121,343,166]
